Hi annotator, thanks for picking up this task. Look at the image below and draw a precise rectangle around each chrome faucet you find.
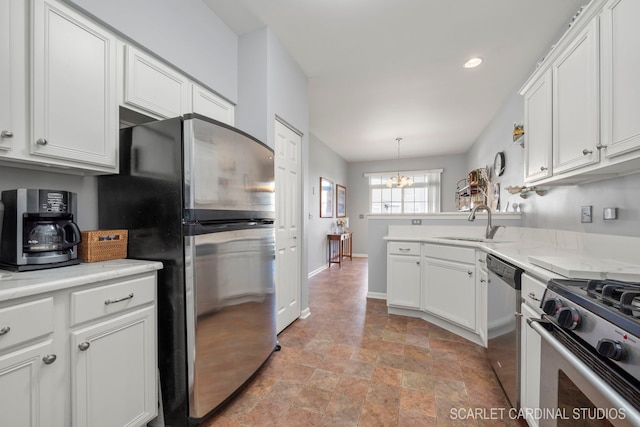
[467,204,504,239]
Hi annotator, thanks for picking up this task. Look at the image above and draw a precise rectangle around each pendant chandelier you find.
[386,138,413,188]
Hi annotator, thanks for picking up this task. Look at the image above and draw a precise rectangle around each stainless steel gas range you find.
[530,278,640,426]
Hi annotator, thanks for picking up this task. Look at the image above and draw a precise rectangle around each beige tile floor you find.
[204,258,522,427]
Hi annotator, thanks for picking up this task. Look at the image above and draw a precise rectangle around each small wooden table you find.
[327,232,352,268]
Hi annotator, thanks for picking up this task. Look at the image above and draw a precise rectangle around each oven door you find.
[529,318,640,427]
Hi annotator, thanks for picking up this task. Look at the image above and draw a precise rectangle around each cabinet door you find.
[552,19,600,175]
[476,267,488,346]
[523,69,553,182]
[0,340,55,427]
[0,0,27,153]
[422,257,476,330]
[387,255,420,309]
[192,85,235,125]
[32,0,118,169]
[600,0,640,159]
[521,303,541,427]
[71,306,156,427]
[124,45,190,119]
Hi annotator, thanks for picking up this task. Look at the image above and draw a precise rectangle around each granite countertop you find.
[384,226,640,283]
[0,259,163,302]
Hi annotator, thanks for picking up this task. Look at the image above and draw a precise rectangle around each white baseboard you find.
[300,307,311,319]
[366,292,387,300]
[308,265,328,278]
[352,253,368,258]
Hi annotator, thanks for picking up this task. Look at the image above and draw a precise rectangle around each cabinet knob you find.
[582,149,593,155]
[540,166,548,171]
[36,138,48,146]
[416,261,420,265]
[1,130,14,139]
[480,279,486,283]
[527,292,541,302]
[596,143,607,150]
[0,326,10,336]
[467,271,473,276]
[78,342,91,351]
[42,354,57,365]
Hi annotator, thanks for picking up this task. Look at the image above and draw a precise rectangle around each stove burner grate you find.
[585,279,640,318]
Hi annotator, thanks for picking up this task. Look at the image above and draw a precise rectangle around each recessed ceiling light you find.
[464,57,483,68]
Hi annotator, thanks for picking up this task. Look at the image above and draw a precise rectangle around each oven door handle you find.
[529,317,640,425]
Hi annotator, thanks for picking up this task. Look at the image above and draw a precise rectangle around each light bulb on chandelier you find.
[386,137,413,188]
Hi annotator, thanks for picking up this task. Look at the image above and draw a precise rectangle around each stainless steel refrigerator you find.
[97,114,277,426]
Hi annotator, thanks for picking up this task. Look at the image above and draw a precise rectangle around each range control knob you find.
[596,339,627,361]
[542,298,563,316]
[556,307,581,330]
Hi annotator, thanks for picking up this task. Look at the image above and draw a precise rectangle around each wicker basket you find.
[77,230,128,263]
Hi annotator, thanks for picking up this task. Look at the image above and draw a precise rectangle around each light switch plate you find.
[411,219,422,225]
[581,206,592,223]
[603,207,618,220]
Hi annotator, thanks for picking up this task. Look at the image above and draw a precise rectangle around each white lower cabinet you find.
[387,242,421,309]
[0,271,157,427]
[520,274,544,427]
[0,340,55,427]
[422,244,476,331]
[71,306,156,427]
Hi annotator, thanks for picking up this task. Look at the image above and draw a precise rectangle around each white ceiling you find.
[202,0,586,162]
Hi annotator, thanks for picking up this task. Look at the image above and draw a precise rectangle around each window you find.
[366,169,442,214]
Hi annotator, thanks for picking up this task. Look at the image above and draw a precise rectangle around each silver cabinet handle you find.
[36,138,48,146]
[528,292,541,302]
[467,271,473,276]
[540,166,548,171]
[480,279,486,283]
[104,293,134,305]
[1,130,14,138]
[42,354,57,365]
[0,326,10,336]
[398,248,411,252]
[582,149,593,155]
[477,258,486,264]
[596,143,607,150]
[78,342,90,351]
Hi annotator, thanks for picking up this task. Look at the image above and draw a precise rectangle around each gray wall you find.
[66,0,238,102]
[236,28,312,311]
[346,154,468,254]
[307,134,348,274]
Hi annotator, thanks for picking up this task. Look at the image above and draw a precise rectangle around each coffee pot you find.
[24,221,81,252]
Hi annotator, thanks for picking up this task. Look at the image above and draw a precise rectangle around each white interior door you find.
[274,120,301,333]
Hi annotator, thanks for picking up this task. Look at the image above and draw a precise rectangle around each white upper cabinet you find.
[0,0,28,154]
[521,0,640,185]
[192,84,235,125]
[600,0,640,159]
[523,69,553,182]
[124,45,190,119]
[31,0,118,171]
[551,19,600,175]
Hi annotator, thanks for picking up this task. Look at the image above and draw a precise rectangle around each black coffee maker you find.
[0,189,82,271]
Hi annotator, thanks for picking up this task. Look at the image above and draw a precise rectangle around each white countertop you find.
[0,259,163,302]
[384,226,640,282]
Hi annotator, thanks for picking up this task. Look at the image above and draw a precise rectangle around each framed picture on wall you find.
[320,177,334,218]
[336,184,346,218]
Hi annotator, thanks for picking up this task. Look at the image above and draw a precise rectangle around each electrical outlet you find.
[411,219,422,225]
[603,207,618,220]
[359,214,364,219]
[581,206,592,223]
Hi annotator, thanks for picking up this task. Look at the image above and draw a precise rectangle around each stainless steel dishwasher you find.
[486,253,524,410]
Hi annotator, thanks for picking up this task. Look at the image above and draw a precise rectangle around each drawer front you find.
[422,243,475,264]
[0,297,54,352]
[521,273,546,313]
[388,242,421,256]
[71,274,155,326]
